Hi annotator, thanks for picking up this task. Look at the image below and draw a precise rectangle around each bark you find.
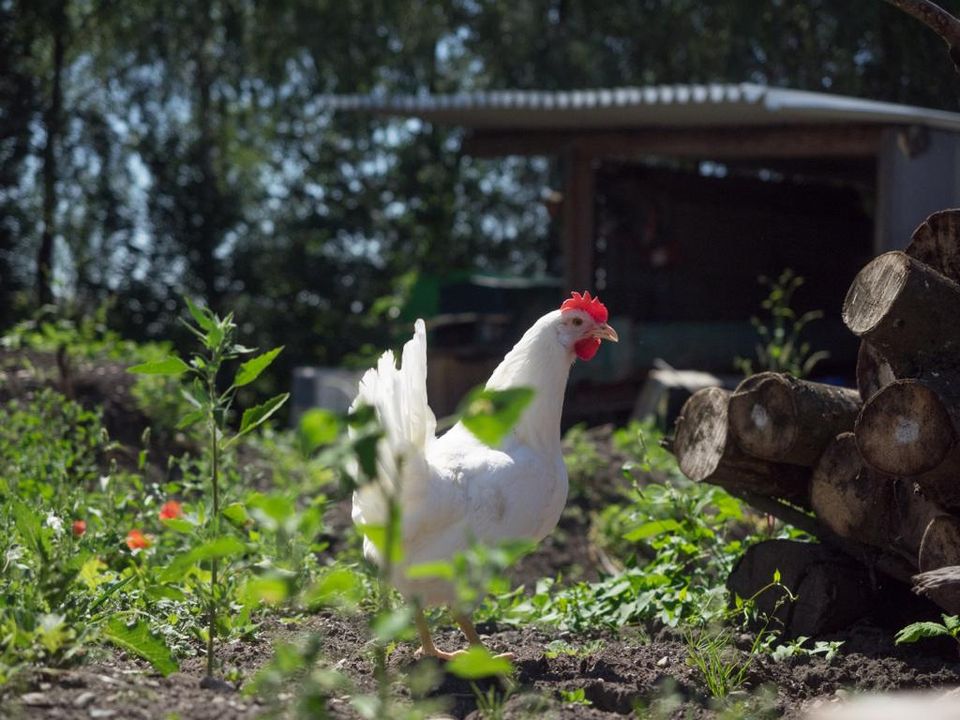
[842,251,960,377]
[727,540,874,637]
[917,514,960,613]
[855,341,896,402]
[728,372,860,466]
[810,433,896,546]
[855,374,960,476]
[673,386,810,505]
[906,208,960,283]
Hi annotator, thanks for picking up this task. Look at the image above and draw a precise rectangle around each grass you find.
[0,301,826,717]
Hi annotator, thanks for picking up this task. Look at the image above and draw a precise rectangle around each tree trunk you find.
[728,372,861,466]
[855,374,960,476]
[810,432,896,545]
[842,251,960,377]
[37,0,68,307]
[673,386,810,505]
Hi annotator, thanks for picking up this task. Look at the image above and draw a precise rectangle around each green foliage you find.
[558,687,592,706]
[102,619,179,677]
[685,578,796,699]
[896,614,960,646]
[459,387,535,447]
[735,269,829,378]
[130,299,287,677]
[447,646,514,680]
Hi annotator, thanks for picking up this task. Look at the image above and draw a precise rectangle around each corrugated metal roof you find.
[317,83,960,132]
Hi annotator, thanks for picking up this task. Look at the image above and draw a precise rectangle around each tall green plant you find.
[735,269,829,378]
[129,298,288,678]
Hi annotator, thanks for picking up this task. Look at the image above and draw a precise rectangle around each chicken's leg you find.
[454,612,514,660]
[414,608,464,661]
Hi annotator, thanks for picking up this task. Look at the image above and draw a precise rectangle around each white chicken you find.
[350,291,618,659]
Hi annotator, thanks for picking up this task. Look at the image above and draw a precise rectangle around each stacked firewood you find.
[670,209,960,616]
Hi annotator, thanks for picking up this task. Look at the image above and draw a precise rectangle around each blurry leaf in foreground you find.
[459,387,534,447]
[446,646,514,679]
[371,606,414,642]
[299,408,342,454]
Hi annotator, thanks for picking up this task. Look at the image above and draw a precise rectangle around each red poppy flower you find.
[72,520,86,537]
[125,529,152,550]
[159,500,183,521]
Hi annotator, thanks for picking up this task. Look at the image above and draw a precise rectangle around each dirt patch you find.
[8,610,960,719]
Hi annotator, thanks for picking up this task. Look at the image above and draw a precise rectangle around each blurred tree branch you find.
[884,0,960,72]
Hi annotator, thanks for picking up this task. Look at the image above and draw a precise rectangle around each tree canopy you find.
[3,0,959,368]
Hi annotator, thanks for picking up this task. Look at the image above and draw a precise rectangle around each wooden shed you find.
[321,84,960,421]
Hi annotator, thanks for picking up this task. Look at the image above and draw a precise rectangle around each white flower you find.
[45,512,64,535]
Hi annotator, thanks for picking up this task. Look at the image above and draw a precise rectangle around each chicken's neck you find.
[483,311,572,455]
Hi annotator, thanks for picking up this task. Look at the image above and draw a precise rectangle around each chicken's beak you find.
[593,323,619,343]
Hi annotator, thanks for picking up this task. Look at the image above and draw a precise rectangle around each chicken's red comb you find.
[560,291,608,324]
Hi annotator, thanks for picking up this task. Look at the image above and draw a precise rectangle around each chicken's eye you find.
[571,317,583,327]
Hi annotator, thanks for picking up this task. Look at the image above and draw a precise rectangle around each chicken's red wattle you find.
[574,337,601,360]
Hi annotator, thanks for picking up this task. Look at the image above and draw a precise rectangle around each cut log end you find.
[856,380,956,476]
[728,373,797,460]
[674,386,730,482]
[842,251,910,336]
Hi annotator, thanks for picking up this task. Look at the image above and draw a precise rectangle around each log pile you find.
[670,209,960,617]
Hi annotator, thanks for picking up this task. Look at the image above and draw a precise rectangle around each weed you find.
[129,298,287,677]
[895,613,960,647]
[735,269,829,378]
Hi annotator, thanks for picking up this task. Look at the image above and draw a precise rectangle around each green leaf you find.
[459,386,534,448]
[184,297,216,333]
[299,408,341,453]
[446,646,514,679]
[895,621,952,645]
[176,409,205,430]
[160,518,195,533]
[234,346,284,388]
[405,561,455,581]
[243,577,289,606]
[232,393,290,443]
[128,356,190,376]
[623,518,683,542]
[222,502,249,527]
[247,492,296,531]
[103,618,178,676]
[159,536,246,583]
[12,500,44,557]
[371,607,413,642]
[306,567,365,609]
[356,523,403,563]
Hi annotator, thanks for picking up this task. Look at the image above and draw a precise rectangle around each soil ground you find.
[3,354,960,718]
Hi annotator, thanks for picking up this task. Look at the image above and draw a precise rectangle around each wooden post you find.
[561,147,595,292]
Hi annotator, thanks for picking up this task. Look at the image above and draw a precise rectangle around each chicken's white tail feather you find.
[350,319,435,531]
